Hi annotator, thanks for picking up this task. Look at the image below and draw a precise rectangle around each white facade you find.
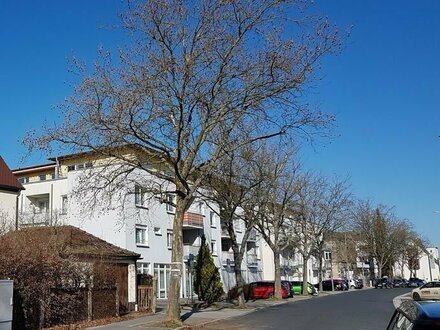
[13,158,265,300]
[395,247,440,281]
[260,240,320,284]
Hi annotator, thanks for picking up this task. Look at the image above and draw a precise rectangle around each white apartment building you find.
[12,150,264,299]
[395,247,440,282]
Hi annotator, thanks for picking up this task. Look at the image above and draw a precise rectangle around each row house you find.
[11,149,264,299]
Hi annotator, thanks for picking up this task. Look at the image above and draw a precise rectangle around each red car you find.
[249,281,289,299]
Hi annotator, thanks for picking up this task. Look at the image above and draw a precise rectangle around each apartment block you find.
[12,150,264,299]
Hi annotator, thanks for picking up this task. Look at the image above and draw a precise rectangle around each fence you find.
[137,280,156,313]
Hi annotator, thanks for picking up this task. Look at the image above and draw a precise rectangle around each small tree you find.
[193,235,224,305]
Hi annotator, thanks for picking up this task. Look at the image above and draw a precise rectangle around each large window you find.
[211,240,217,256]
[166,194,175,213]
[209,211,216,227]
[135,185,148,208]
[167,230,173,249]
[136,225,148,246]
[137,262,150,274]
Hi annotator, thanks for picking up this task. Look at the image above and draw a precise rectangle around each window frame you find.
[135,225,149,247]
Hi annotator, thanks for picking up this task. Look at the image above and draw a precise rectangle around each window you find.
[77,164,84,170]
[154,227,162,235]
[85,162,93,168]
[135,185,148,208]
[39,174,46,181]
[209,211,216,227]
[324,251,332,261]
[137,262,150,274]
[166,194,175,213]
[61,196,68,214]
[38,201,49,214]
[67,165,76,172]
[167,230,173,249]
[18,177,29,184]
[135,225,148,246]
[211,240,217,255]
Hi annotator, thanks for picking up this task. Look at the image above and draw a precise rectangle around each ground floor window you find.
[137,262,151,275]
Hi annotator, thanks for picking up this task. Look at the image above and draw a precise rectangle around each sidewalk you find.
[87,295,315,330]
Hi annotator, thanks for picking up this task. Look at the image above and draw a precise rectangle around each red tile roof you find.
[0,225,140,261]
[0,156,24,192]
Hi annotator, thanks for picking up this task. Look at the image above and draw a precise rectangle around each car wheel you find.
[413,292,421,301]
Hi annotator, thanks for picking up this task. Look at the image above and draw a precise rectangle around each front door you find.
[154,264,171,299]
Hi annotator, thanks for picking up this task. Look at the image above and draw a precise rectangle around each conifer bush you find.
[193,235,224,305]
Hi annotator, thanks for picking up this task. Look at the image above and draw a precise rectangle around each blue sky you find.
[1,1,439,248]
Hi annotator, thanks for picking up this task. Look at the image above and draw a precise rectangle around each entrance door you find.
[154,264,171,299]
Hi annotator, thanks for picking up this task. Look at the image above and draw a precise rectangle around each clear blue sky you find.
[1,1,439,248]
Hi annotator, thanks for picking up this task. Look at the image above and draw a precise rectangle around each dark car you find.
[319,279,348,291]
[353,279,364,289]
[409,277,426,288]
[375,277,393,289]
[249,281,289,300]
[393,278,409,288]
[387,300,440,329]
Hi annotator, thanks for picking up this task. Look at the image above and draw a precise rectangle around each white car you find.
[412,281,440,301]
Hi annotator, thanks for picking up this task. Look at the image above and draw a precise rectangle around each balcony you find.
[19,212,51,227]
[247,253,258,267]
[183,244,200,260]
[222,251,235,265]
[247,229,257,242]
[183,212,204,229]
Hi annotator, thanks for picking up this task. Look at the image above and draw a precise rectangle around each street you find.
[200,288,411,330]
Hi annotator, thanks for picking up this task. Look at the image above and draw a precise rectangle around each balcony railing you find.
[247,253,258,266]
[183,212,204,228]
[183,244,200,260]
[247,229,257,242]
[222,251,235,265]
[19,212,51,227]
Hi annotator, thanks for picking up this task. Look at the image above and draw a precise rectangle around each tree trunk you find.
[166,196,185,323]
[232,250,246,307]
[273,248,282,299]
[318,251,324,293]
[302,254,309,295]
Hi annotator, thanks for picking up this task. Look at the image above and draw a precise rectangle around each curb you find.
[393,292,412,308]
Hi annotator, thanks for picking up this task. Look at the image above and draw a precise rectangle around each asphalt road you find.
[200,288,412,330]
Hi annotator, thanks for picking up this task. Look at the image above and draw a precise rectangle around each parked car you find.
[318,279,348,291]
[393,278,409,288]
[387,300,440,329]
[353,279,364,289]
[409,277,426,288]
[375,277,393,289]
[249,281,289,300]
[281,280,293,297]
[290,281,318,296]
[412,281,440,301]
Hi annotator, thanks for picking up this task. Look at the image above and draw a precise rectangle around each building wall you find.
[397,247,440,281]
[0,190,18,229]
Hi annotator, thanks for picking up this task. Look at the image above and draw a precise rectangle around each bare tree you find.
[309,176,352,292]
[25,0,340,322]
[202,146,264,307]
[253,146,301,299]
[352,201,411,278]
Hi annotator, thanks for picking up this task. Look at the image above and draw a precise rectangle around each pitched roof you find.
[0,225,140,261]
[0,156,24,192]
